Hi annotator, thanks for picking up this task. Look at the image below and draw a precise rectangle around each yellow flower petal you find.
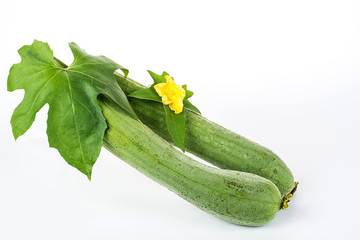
[169,96,184,114]
[162,95,172,105]
[154,75,185,114]
[154,83,166,97]
[164,75,173,82]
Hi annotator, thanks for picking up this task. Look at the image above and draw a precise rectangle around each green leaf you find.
[128,87,161,102]
[182,84,194,99]
[186,90,194,99]
[184,99,201,115]
[164,105,185,151]
[7,40,136,179]
[147,70,168,84]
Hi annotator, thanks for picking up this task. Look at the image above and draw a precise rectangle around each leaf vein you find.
[73,97,96,123]
[9,67,54,86]
[27,70,62,115]
[64,71,88,171]
[67,69,114,91]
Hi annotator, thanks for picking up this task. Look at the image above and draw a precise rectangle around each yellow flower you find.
[154,75,186,114]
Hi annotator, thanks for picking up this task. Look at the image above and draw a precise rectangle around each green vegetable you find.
[100,96,283,226]
[116,74,296,196]
[8,40,295,226]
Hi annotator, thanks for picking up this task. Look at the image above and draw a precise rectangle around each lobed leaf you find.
[7,40,136,179]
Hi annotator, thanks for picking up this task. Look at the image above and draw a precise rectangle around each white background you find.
[1,0,359,239]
